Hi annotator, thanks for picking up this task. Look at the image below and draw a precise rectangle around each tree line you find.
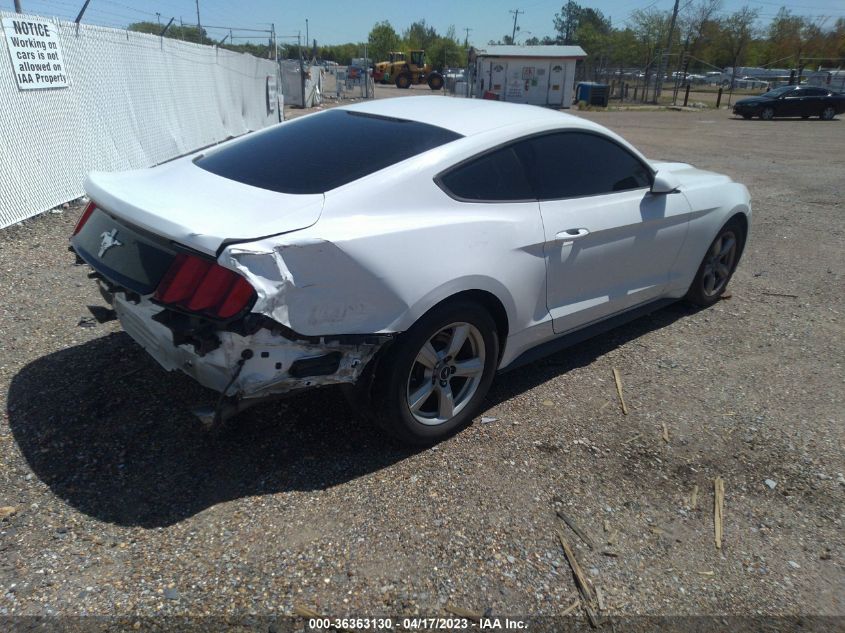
[129,4,844,73]
[500,1,844,75]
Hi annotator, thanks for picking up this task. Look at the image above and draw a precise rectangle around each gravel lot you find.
[0,103,842,628]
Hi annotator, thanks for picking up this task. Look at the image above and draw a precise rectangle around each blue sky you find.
[4,0,843,45]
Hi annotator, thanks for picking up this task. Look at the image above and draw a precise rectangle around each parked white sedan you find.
[71,97,750,444]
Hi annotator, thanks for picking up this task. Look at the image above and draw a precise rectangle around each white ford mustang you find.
[71,97,750,444]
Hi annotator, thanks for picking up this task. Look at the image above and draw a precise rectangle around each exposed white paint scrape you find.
[222,237,409,335]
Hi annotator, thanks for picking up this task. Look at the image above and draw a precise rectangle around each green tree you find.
[680,0,723,60]
[629,8,672,77]
[717,6,760,80]
[488,35,515,45]
[554,1,581,45]
[427,26,466,70]
[127,21,213,46]
[766,8,804,65]
[404,20,438,51]
[368,21,400,63]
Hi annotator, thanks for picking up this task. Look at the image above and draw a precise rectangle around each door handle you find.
[555,228,590,241]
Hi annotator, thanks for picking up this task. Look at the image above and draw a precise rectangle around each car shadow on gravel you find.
[7,302,699,528]
[7,331,420,528]
[485,301,701,407]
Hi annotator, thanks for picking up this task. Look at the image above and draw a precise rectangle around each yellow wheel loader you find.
[373,50,444,90]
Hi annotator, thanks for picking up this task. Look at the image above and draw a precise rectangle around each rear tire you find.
[371,300,498,446]
[427,72,444,90]
[820,106,836,121]
[685,219,744,307]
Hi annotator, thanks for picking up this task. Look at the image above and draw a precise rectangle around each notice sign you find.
[2,17,68,90]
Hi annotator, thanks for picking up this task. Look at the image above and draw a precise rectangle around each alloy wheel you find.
[701,230,737,297]
[761,108,774,120]
[822,107,835,121]
[406,322,486,426]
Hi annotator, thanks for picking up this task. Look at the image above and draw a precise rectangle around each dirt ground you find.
[0,95,843,629]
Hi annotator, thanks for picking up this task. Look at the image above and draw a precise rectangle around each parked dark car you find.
[733,85,845,120]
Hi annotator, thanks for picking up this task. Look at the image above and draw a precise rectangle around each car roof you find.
[337,96,599,137]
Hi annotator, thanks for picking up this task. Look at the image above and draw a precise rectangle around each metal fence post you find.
[716,87,722,109]
[683,83,690,107]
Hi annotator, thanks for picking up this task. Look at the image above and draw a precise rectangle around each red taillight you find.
[73,201,97,235]
[154,253,256,319]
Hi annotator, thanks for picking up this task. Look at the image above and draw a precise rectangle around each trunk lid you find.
[84,156,324,256]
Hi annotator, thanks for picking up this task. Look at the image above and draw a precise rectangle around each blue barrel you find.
[576,82,609,106]
[576,82,593,103]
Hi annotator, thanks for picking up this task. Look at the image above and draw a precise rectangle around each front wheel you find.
[395,72,412,89]
[685,221,744,307]
[820,106,836,121]
[371,301,499,445]
[427,72,444,90]
[760,107,774,120]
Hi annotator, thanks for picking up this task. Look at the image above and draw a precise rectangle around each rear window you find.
[195,109,462,194]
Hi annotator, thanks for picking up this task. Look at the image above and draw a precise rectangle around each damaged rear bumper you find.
[110,292,386,400]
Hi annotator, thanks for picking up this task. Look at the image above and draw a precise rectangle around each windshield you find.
[761,86,798,98]
[195,109,462,195]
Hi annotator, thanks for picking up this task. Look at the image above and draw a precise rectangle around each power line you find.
[745,0,843,10]
[99,0,158,17]
[202,24,272,34]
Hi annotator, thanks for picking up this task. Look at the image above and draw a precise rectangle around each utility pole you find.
[14,0,22,13]
[270,23,275,59]
[298,30,305,108]
[653,0,680,103]
[305,18,309,54]
[463,27,472,48]
[156,12,161,28]
[195,0,202,44]
[364,41,369,99]
[509,9,524,43]
[180,17,184,40]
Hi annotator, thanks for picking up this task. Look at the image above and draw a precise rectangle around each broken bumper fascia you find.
[110,292,386,400]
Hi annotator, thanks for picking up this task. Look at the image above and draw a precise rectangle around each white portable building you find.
[469,45,586,107]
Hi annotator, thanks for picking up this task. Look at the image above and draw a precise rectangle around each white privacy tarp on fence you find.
[0,12,280,228]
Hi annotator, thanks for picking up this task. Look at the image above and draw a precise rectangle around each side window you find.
[439,146,534,201]
[517,132,652,199]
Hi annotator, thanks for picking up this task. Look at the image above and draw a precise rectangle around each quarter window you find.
[439,146,534,201]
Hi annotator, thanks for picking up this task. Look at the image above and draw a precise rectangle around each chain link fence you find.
[0,11,280,228]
